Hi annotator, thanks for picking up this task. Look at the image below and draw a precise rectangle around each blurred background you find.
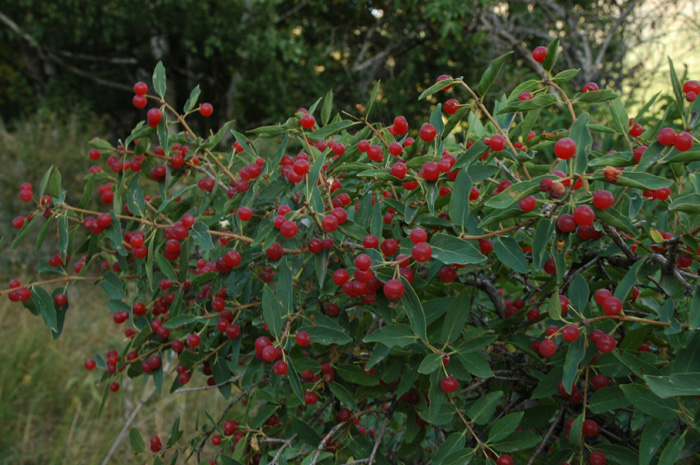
[1,1,698,464]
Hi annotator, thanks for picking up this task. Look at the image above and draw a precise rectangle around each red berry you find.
[562,325,579,342]
[280,220,298,238]
[200,103,213,117]
[556,214,576,233]
[304,390,318,406]
[147,108,163,125]
[629,122,643,137]
[444,98,460,115]
[333,269,350,286]
[674,132,693,151]
[410,228,428,244]
[539,339,557,357]
[384,279,405,300]
[519,195,537,212]
[322,215,339,232]
[363,235,379,249]
[440,375,459,394]
[683,80,700,95]
[273,360,288,375]
[411,242,432,262]
[489,134,506,152]
[589,451,607,465]
[296,331,311,346]
[601,296,622,315]
[300,114,316,129]
[596,334,617,353]
[132,95,147,108]
[592,190,614,210]
[133,82,148,95]
[583,82,599,93]
[85,358,97,370]
[592,374,609,390]
[439,265,457,283]
[594,289,612,305]
[479,239,493,254]
[573,205,595,226]
[186,333,201,348]
[496,455,514,465]
[421,162,439,181]
[554,138,577,159]
[532,46,547,63]
[436,74,452,90]
[419,124,437,142]
[392,116,408,135]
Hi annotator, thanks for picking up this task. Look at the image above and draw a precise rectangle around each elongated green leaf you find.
[183,85,201,113]
[307,120,358,141]
[562,337,585,394]
[493,236,528,273]
[442,448,475,465]
[365,80,381,117]
[552,68,579,84]
[467,391,502,425]
[12,213,41,250]
[577,89,619,103]
[644,373,700,398]
[152,61,166,98]
[431,233,486,265]
[639,420,675,465]
[477,52,513,96]
[619,384,678,419]
[588,386,631,414]
[33,286,58,332]
[488,412,524,443]
[668,58,685,116]
[691,285,700,330]
[262,285,284,338]
[129,428,146,453]
[658,434,685,465]
[595,207,637,236]
[400,277,427,341]
[190,221,214,251]
[492,431,541,452]
[614,171,672,190]
[669,193,700,214]
[542,38,559,72]
[329,383,358,410]
[570,113,592,174]
[364,324,417,348]
[442,291,471,344]
[321,89,333,125]
[548,290,563,321]
[610,97,630,135]
[419,78,455,100]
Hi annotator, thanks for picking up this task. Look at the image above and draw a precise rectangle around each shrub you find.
[5,43,700,465]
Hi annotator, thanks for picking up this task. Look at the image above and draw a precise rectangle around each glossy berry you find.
[410,228,428,244]
[439,265,457,283]
[200,103,213,117]
[333,269,350,286]
[596,334,617,353]
[583,82,599,93]
[573,205,595,226]
[594,289,612,305]
[300,114,316,129]
[280,220,298,238]
[419,124,437,142]
[322,215,339,232]
[589,451,607,465]
[657,127,676,145]
[412,242,432,262]
[592,374,610,390]
[133,82,148,95]
[496,455,514,465]
[85,359,97,370]
[304,390,318,406]
[554,138,577,159]
[582,419,599,437]
[592,190,614,209]
[384,279,405,300]
[489,134,506,152]
[539,339,556,357]
[355,254,372,271]
[421,162,439,181]
[273,360,288,375]
[444,98,460,115]
[556,214,576,233]
[186,333,201,348]
[519,195,537,212]
[674,132,693,151]
[479,239,493,254]
[150,436,162,453]
[602,296,622,315]
[440,375,459,394]
[296,331,311,346]
[532,46,547,63]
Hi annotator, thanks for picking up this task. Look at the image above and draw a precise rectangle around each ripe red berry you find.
[532,46,547,63]
[518,91,533,101]
[439,265,457,283]
[300,114,316,129]
[419,124,437,142]
[573,205,595,226]
[602,296,622,315]
[440,375,459,394]
[421,162,439,181]
[333,269,350,286]
[556,214,576,233]
[186,333,201,348]
[489,134,506,152]
[589,451,607,465]
[273,360,288,375]
[147,108,163,125]
[629,122,643,137]
[296,331,311,346]
[133,82,148,95]
[582,419,599,437]
[410,228,428,244]
[304,390,318,406]
[389,142,403,157]
[592,190,614,210]
[280,220,298,238]
[674,132,693,151]
[444,98,460,115]
[436,74,452,90]
[132,95,147,108]
[411,242,432,262]
[355,254,372,271]
[596,334,617,353]
[392,116,409,135]
[592,374,610,390]
[519,195,537,212]
[583,82,599,93]
[85,358,97,370]
[594,289,612,305]
[539,339,557,357]
[496,455,514,465]
[554,138,577,159]
[322,215,339,232]
[562,325,580,342]
[200,103,213,117]
[384,279,405,300]
[478,239,493,254]
[363,235,379,249]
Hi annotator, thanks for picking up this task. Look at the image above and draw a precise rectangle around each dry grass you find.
[0,282,231,465]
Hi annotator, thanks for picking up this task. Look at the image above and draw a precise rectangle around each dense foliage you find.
[5,42,700,465]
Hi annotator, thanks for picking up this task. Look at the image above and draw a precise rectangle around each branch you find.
[175,374,243,393]
[526,407,564,465]
[593,0,641,70]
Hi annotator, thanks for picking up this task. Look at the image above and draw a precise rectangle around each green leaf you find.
[419,78,455,100]
[204,121,235,149]
[99,271,123,300]
[190,221,214,251]
[262,285,284,339]
[669,193,700,214]
[307,120,358,141]
[12,213,41,250]
[570,113,592,174]
[457,352,494,378]
[644,373,700,398]
[493,236,529,273]
[292,417,322,447]
[551,68,579,84]
[400,277,427,341]
[442,448,475,465]
[38,166,55,198]
[561,337,585,394]
[329,383,359,410]
[430,233,486,265]
[477,52,513,96]
[496,93,558,115]
[183,85,201,113]
[532,219,553,271]
[542,38,560,72]
[595,207,637,236]
[588,386,631,414]
[448,170,472,231]
[488,412,524,443]
[658,434,685,465]
[485,176,547,209]
[548,290,563,321]
[432,432,466,465]
[614,172,672,190]
[314,250,328,289]
[364,324,417,348]
[441,291,471,344]
[491,431,541,452]
[365,80,381,117]
[577,89,619,103]
[338,221,368,242]
[418,353,444,374]
[336,365,376,386]
[613,259,644,301]
[639,420,675,465]
[668,58,685,117]
[430,103,445,136]
[619,384,678,420]
[467,391,502,425]
[156,184,197,215]
[152,61,166,98]
[298,313,352,346]
[589,123,617,134]
[125,176,145,217]
[32,286,58,332]
[610,97,630,136]
[320,89,333,126]
[129,428,146,453]
[691,285,700,330]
